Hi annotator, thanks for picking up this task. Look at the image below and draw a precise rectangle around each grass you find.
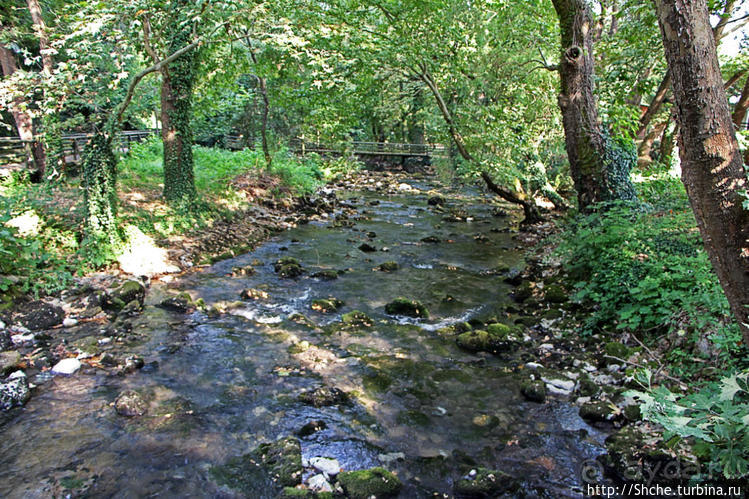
[0,137,360,296]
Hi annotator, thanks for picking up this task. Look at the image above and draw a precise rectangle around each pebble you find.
[307,474,333,492]
[51,358,81,375]
[542,377,576,392]
[525,362,543,370]
[62,318,78,327]
[0,320,5,329]
[310,456,341,476]
[432,406,447,416]
[539,343,554,351]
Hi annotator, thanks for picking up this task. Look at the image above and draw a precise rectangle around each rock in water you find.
[115,390,147,417]
[337,467,402,499]
[384,298,429,318]
[0,372,30,411]
[298,386,349,407]
[309,457,341,476]
[0,350,21,376]
[51,358,81,375]
[454,468,518,497]
[307,473,333,492]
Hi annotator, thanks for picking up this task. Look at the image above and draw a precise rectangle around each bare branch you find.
[141,14,161,63]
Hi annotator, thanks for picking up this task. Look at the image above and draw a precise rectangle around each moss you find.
[311,298,343,313]
[579,400,618,422]
[311,270,338,280]
[431,368,472,383]
[337,467,402,499]
[456,325,520,354]
[280,487,313,498]
[544,284,568,303]
[435,322,471,337]
[384,297,429,318]
[578,373,600,397]
[377,261,399,272]
[362,372,393,394]
[520,379,547,403]
[82,129,118,242]
[287,341,310,354]
[341,310,373,327]
[111,280,145,306]
[453,467,517,497]
[231,265,256,276]
[604,341,631,364]
[512,281,533,302]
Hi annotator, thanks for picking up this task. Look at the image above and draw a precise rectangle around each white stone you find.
[310,457,341,476]
[397,183,412,191]
[0,320,5,329]
[62,318,78,327]
[594,374,617,385]
[8,370,26,380]
[307,474,332,492]
[468,469,477,478]
[539,343,554,351]
[547,384,573,396]
[11,333,35,345]
[525,362,543,370]
[542,377,576,393]
[576,396,591,405]
[51,358,81,375]
[98,337,112,345]
[433,406,447,416]
[378,452,405,465]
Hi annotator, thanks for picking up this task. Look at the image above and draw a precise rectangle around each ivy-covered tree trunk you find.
[160,2,197,203]
[654,0,749,343]
[551,0,637,209]
[82,129,118,241]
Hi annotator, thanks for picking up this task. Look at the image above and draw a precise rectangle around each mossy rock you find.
[0,350,21,376]
[311,270,339,280]
[211,437,302,494]
[298,386,349,407]
[512,281,533,302]
[603,342,631,365]
[453,467,517,497]
[275,258,304,278]
[311,298,344,313]
[384,297,429,318]
[456,324,520,354]
[377,261,399,272]
[110,281,145,307]
[578,373,600,398]
[362,372,393,394]
[240,288,270,301]
[158,292,195,313]
[579,400,619,422]
[520,379,546,403]
[288,341,310,354]
[15,300,65,330]
[231,265,256,277]
[435,322,471,337]
[337,467,402,499]
[544,284,568,304]
[341,310,373,327]
[251,437,303,487]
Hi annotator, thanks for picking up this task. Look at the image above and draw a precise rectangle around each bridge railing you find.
[290,139,446,157]
[0,129,160,168]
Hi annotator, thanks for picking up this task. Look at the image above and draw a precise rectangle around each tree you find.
[551,0,637,209]
[654,0,749,343]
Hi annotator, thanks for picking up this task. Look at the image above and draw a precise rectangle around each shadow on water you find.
[0,177,607,497]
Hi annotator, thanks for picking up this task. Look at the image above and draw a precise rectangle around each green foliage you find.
[627,369,749,479]
[557,179,738,358]
[0,182,76,296]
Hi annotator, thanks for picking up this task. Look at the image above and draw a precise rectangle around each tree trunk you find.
[81,129,118,242]
[654,0,749,343]
[637,118,668,166]
[732,75,749,129]
[551,0,636,209]
[246,40,271,168]
[407,88,425,145]
[417,68,541,222]
[636,74,671,140]
[0,44,45,179]
[27,0,55,176]
[160,3,197,203]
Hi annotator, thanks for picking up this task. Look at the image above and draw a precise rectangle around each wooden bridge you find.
[1,130,446,170]
[0,130,159,170]
[288,139,446,158]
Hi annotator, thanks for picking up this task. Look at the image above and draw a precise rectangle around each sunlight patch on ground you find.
[6,210,41,236]
[117,225,179,276]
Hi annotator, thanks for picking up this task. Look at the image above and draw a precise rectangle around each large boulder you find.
[275,258,304,278]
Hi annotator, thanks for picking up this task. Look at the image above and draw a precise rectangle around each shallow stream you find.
[0,176,606,497]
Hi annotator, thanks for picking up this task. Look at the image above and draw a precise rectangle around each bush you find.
[627,369,749,480]
[556,185,743,369]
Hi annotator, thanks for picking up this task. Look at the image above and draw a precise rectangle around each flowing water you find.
[0,176,607,497]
